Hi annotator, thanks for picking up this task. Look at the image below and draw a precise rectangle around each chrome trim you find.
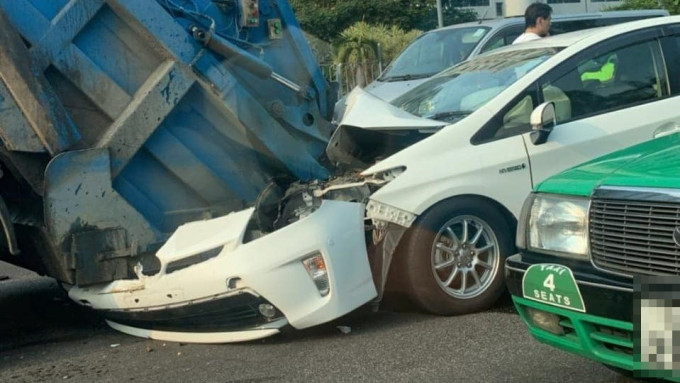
[589,257,635,279]
[593,186,680,202]
[578,279,633,293]
[515,193,535,251]
[588,186,680,278]
[505,265,527,274]
[587,202,637,278]
[506,264,633,292]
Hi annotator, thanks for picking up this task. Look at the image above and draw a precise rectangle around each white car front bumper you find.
[69,200,377,343]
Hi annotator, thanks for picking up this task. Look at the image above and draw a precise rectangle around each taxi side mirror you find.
[530,102,556,146]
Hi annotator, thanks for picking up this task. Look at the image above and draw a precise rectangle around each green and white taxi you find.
[507,131,680,381]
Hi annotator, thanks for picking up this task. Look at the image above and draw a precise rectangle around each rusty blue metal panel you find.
[72,5,162,96]
[0,0,50,42]
[267,0,332,118]
[0,3,81,157]
[29,0,106,70]
[0,0,336,281]
[106,0,202,64]
[27,0,70,21]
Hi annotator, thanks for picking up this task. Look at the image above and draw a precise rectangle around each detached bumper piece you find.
[104,291,286,343]
[69,200,377,343]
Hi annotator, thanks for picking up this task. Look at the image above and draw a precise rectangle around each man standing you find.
[513,3,553,44]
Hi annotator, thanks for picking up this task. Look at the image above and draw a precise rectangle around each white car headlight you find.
[302,253,330,297]
[527,194,590,259]
[374,166,406,182]
[366,200,416,228]
[365,166,415,227]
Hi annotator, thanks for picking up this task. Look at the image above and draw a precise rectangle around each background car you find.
[363,9,669,103]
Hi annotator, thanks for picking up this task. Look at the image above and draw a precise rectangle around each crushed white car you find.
[70,200,377,343]
[71,16,680,342]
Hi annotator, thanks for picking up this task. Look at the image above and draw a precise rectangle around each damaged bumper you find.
[69,200,377,343]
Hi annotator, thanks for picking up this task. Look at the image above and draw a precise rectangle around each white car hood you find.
[339,88,444,131]
[327,88,446,170]
[363,78,429,102]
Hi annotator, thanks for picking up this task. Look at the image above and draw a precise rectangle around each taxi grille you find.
[589,188,680,276]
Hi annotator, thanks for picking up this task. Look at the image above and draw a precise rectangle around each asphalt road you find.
[0,261,642,383]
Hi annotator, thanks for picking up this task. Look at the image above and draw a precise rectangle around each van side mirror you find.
[530,102,556,145]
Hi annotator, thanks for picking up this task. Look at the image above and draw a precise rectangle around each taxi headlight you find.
[527,194,589,259]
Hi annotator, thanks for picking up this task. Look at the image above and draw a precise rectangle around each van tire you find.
[398,198,513,315]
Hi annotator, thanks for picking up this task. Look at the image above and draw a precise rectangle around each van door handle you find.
[654,122,680,139]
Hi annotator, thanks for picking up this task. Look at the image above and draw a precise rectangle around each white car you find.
[70,16,680,342]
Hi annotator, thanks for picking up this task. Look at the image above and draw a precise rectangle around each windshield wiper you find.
[423,111,473,122]
[380,73,433,82]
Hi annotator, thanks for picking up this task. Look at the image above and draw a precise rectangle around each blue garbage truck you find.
[0,0,355,341]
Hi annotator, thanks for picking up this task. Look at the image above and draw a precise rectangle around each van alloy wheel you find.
[431,215,500,300]
[395,197,514,316]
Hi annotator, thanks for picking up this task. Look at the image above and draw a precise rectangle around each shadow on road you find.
[0,269,518,350]
[266,290,517,345]
[0,276,107,351]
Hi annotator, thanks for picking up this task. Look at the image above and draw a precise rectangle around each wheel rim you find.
[430,215,501,299]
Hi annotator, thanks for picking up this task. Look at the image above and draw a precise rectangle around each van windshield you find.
[378,27,491,81]
[392,48,560,123]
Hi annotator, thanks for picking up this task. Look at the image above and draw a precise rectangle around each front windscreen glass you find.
[391,48,560,123]
[378,27,491,82]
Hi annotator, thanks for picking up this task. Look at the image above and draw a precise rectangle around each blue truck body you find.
[0,0,335,285]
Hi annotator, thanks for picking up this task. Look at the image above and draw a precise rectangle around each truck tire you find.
[398,198,513,315]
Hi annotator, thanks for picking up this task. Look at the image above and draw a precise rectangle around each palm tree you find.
[335,22,382,88]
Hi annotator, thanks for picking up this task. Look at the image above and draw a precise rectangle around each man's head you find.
[524,2,552,37]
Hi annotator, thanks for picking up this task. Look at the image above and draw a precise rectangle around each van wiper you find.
[424,111,473,122]
[380,73,433,82]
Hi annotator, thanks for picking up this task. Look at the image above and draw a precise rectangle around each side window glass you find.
[550,20,596,36]
[478,84,538,142]
[502,95,534,130]
[480,35,506,53]
[480,26,523,53]
[660,33,680,94]
[540,40,665,123]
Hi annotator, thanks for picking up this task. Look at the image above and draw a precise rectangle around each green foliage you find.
[660,0,680,14]
[289,0,477,42]
[334,22,423,65]
[332,21,423,88]
[605,0,680,14]
[605,0,662,10]
[335,22,382,65]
